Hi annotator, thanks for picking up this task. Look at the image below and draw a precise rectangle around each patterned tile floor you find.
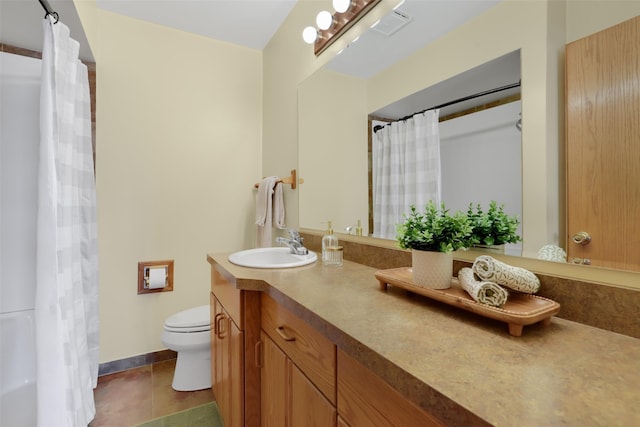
[89,359,213,427]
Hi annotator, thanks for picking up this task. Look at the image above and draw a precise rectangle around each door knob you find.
[572,231,591,245]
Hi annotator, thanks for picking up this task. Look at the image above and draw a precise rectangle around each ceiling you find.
[3,0,499,70]
[0,0,297,62]
[94,0,297,50]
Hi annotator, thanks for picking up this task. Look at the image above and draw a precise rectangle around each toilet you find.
[161,305,211,391]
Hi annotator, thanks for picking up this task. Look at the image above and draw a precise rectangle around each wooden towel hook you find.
[254,169,304,190]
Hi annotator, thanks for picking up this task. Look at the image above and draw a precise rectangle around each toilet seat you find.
[164,305,210,333]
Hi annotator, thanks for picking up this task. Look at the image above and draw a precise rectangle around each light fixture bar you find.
[314,0,382,56]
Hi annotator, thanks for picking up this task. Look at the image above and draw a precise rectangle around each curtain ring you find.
[45,11,59,24]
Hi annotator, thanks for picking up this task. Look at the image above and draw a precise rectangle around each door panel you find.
[566,15,640,271]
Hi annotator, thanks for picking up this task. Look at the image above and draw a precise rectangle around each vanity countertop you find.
[207,253,640,426]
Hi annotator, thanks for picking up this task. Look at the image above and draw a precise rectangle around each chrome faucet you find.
[276,229,309,255]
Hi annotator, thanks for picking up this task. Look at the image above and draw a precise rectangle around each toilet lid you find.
[164,305,210,330]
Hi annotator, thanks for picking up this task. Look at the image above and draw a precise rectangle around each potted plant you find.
[396,201,473,289]
[467,201,521,253]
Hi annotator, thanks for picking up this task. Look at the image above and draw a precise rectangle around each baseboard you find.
[98,349,177,377]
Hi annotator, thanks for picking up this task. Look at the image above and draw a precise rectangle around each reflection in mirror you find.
[367,50,523,256]
[299,0,640,279]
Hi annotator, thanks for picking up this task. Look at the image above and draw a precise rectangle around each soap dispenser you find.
[355,219,363,236]
[322,221,343,266]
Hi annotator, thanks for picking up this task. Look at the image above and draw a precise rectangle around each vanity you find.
[208,252,640,427]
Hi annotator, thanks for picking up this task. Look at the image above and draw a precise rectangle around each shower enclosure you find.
[0,51,41,427]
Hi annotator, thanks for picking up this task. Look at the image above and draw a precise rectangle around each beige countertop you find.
[207,253,640,427]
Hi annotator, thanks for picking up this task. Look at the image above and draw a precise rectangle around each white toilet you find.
[161,305,212,391]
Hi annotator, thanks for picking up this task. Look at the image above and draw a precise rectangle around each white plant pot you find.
[411,250,453,289]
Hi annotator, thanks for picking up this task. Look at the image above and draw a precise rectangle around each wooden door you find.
[261,331,287,427]
[229,316,244,427]
[566,15,640,271]
[261,331,336,427]
[212,297,231,426]
[289,359,337,427]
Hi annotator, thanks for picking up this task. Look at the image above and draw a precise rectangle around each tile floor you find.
[89,359,214,426]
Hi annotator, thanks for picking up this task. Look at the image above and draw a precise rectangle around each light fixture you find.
[316,10,333,30]
[302,26,318,44]
[333,0,351,13]
[303,0,382,55]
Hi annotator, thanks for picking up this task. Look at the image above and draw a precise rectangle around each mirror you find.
[299,0,640,275]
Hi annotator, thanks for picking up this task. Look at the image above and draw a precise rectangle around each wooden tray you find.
[375,267,560,337]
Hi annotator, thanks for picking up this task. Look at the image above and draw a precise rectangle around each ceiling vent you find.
[371,9,413,37]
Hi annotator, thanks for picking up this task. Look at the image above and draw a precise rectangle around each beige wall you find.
[75,1,263,362]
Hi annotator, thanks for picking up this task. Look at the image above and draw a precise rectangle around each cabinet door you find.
[261,331,336,427]
[212,295,245,427]
[337,350,444,427]
[261,331,287,427]
[229,315,244,427]
[289,358,337,427]
[212,296,231,425]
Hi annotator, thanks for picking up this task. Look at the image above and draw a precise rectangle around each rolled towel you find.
[472,255,540,293]
[458,267,508,307]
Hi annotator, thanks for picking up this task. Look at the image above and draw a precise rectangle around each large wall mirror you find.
[299,0,640,279]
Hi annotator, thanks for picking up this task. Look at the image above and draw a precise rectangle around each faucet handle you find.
[288,229,301,241]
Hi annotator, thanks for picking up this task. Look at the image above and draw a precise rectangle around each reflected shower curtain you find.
[372,110,441,239]
[36,17,99,426]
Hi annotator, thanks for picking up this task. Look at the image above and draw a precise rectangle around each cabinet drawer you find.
[261,294,336,404]
[337,350,444,427]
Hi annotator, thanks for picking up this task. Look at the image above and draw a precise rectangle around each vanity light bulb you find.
[302,26,318,44]
[333,0,351,13]
[316,10,333,30]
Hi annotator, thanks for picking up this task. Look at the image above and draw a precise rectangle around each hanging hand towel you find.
[472,255,541,294]
[273,182,285,229]
[256,176,277,247]
[458,267,508,307]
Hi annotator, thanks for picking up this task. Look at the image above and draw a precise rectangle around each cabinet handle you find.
[276,326,296,342]
[254,341,263,368]
[213,313,224,336]
[217,314,227,339]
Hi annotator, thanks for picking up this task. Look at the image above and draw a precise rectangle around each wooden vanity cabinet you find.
[210,266,261,427]
[259,293,337,426]
[337,350,444,427]
[210,259,443,427]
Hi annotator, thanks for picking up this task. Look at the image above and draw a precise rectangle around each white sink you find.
[228,247,317,269]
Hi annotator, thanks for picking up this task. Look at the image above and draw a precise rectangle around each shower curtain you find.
[372,110,442,239]
[36,17,99,426]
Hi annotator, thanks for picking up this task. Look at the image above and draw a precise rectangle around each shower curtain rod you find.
[374,80,521,132]
[38,0,59,23]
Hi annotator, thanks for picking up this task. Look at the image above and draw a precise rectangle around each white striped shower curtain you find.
[36,17,99,427]
[372,110,442,240]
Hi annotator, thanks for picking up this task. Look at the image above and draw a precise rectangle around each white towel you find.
[273,182,285,229]
[472,255,541,294]
[458,267,508,307]
[256,176,277,247]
